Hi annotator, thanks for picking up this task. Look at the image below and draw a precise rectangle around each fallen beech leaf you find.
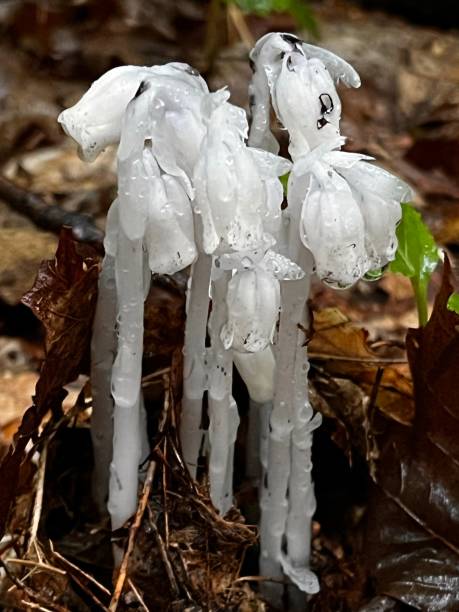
[0,228,99,537]
[310,308,414,425]
[365,256,459,611]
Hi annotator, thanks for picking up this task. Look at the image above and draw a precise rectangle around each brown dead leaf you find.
[310,308,414,425]
[0,228,99,537]
[364,256,459,611]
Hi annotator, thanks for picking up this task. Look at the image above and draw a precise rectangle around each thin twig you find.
[20,602,54,612]
[0,175,104,246]
[168,543,194,603]
[233,575,289,585]
[162,436,170,548]
[141,368,171,385]
[5,558,66,575]
[127,579,149,612]
[27,443,48,553]
[147,505,180,599]
[308,352,407,364]
[50,545,111,596]
[61,566,109,612]
[109,459,157,611]
[0,558,69,612]
[109,379,172,610]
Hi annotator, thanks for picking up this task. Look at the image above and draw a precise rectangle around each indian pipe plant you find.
[58,32,412,607]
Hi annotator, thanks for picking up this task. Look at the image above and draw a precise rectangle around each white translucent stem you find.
[259,278,307,583]
[180,252,212,478]
[280,266,320,596]
[259,400,271,480]
[287,344,320,568]
[278,222,320,595]
[223,395,239,506]
[246,399,261,482]
[208,271,238,515]
[259,206,314,602]
[109,398,142,531]
[108,230,144,531]
[90,254,117,513]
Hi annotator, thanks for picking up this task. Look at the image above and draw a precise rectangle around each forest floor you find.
[0,1,458,610]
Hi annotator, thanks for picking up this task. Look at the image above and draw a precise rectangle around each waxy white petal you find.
[221,268,280,353]
[299,170,368,289]
[193,102,266,254]
[274,52,342,157]
[340,161,412,268]
[60,62,207,163]
[233,346,276,403]
[248,32,360,152]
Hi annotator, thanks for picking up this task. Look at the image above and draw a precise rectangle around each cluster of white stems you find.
[59,32,411,602]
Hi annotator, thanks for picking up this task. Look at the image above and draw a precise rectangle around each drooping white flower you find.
[117,70,212,197]
[290,140,413,288]
[221,267,280,352]
[193,100,290,254]
[273,51,343,158]
[117,144,196,275]
[58,62,207,163]
[219,248,304,353]
[249,147,291,239]
[248,32,360,155]
[335,156,412,270]
[193,101,263,254]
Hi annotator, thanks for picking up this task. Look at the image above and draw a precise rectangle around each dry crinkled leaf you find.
[310,308,414,425]
[0,228,99,537]
[365,256,459,611]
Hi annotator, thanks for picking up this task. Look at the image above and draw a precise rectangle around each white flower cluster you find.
[59,32,413,596]
[250,32,412,288]
[59,62,299,357]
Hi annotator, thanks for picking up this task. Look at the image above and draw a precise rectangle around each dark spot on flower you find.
[286,56,295,72]
[134,80,150,98]
[319,93,334,115]
[249,94,256,107]
[317,117,329,129]
[281,33,301,45]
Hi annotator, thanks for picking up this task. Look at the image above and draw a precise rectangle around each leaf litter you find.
[1,0,459,610]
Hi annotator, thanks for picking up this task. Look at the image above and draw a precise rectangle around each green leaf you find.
[447,292,459,315]
[228,0,318,36]
[280,172,290,195]
[286,0,319,37]
[389,203,439,285]
[389,203,440,326]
